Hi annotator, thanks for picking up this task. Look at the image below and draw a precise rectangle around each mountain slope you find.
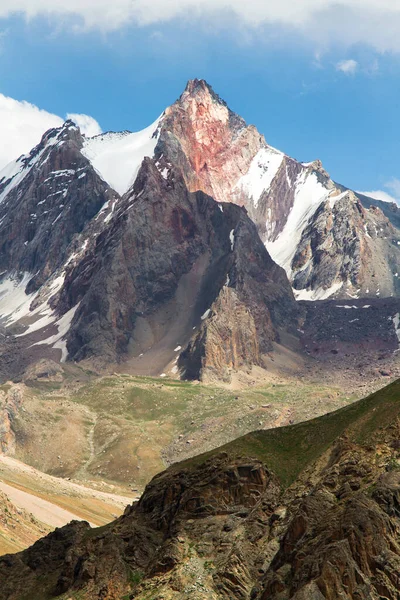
[2,379,400,599]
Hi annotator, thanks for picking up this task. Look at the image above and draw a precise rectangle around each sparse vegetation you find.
[18,372,356,490]
[176,379,400,488]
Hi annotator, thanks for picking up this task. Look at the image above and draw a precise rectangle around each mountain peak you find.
[180,78,228,109]
[183,78,213,94]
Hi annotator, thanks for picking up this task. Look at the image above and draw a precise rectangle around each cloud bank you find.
[0,94,101,172]
[2,1,400,51]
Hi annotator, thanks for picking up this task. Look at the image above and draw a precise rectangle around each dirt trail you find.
[0,480,96,528]
[75,409,98,479]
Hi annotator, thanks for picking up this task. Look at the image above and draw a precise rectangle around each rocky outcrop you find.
[179,287,261,381]
[292,191,400,299]
[22,359,64,383]
[0,385,24,455]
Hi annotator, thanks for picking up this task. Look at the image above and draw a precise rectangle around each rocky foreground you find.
[1,379,400,599]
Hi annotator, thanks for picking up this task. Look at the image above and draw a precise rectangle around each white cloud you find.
[336,59,358,75]
[0,94,102,172]
[66,113,102,136]
[358,190,399,204]
[359,179,400,205]
[1,1,400,51]
[0,94,63,171]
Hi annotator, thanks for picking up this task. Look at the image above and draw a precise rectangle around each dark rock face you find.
[58,157,298,370]
[0,121,117,291]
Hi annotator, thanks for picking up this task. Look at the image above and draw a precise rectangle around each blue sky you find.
[0,4,400,200]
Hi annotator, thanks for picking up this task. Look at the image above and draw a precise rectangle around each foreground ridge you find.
[2,378,400,599]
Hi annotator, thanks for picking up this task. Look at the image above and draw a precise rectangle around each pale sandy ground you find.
[0,480,97,528]
[0,454,138,532]
[0,455,133,506]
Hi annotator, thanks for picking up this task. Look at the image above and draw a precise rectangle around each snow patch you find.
[201,309,211,320]
[234,146,284,208]
[0,273,36,324]
[294,281,343,301]
[0,272,77,361]
[82,115,163,195]
[229,229,235,251]
[0,130,62,204]
[336,305,358,309]
[393,313,400,343]
[266,171,332,276]
[31,303,80,363]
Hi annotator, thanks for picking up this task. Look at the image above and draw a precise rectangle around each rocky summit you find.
[2,379,400,599]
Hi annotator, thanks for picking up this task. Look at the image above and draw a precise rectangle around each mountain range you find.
[0,79,400,382]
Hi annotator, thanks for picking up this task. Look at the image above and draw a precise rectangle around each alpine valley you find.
[1,80,400,599]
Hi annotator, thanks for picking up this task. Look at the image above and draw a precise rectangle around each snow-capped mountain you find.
[0,78,399,377]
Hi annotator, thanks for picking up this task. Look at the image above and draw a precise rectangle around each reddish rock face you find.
[59,156,298,372]
[159,79,264,204]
